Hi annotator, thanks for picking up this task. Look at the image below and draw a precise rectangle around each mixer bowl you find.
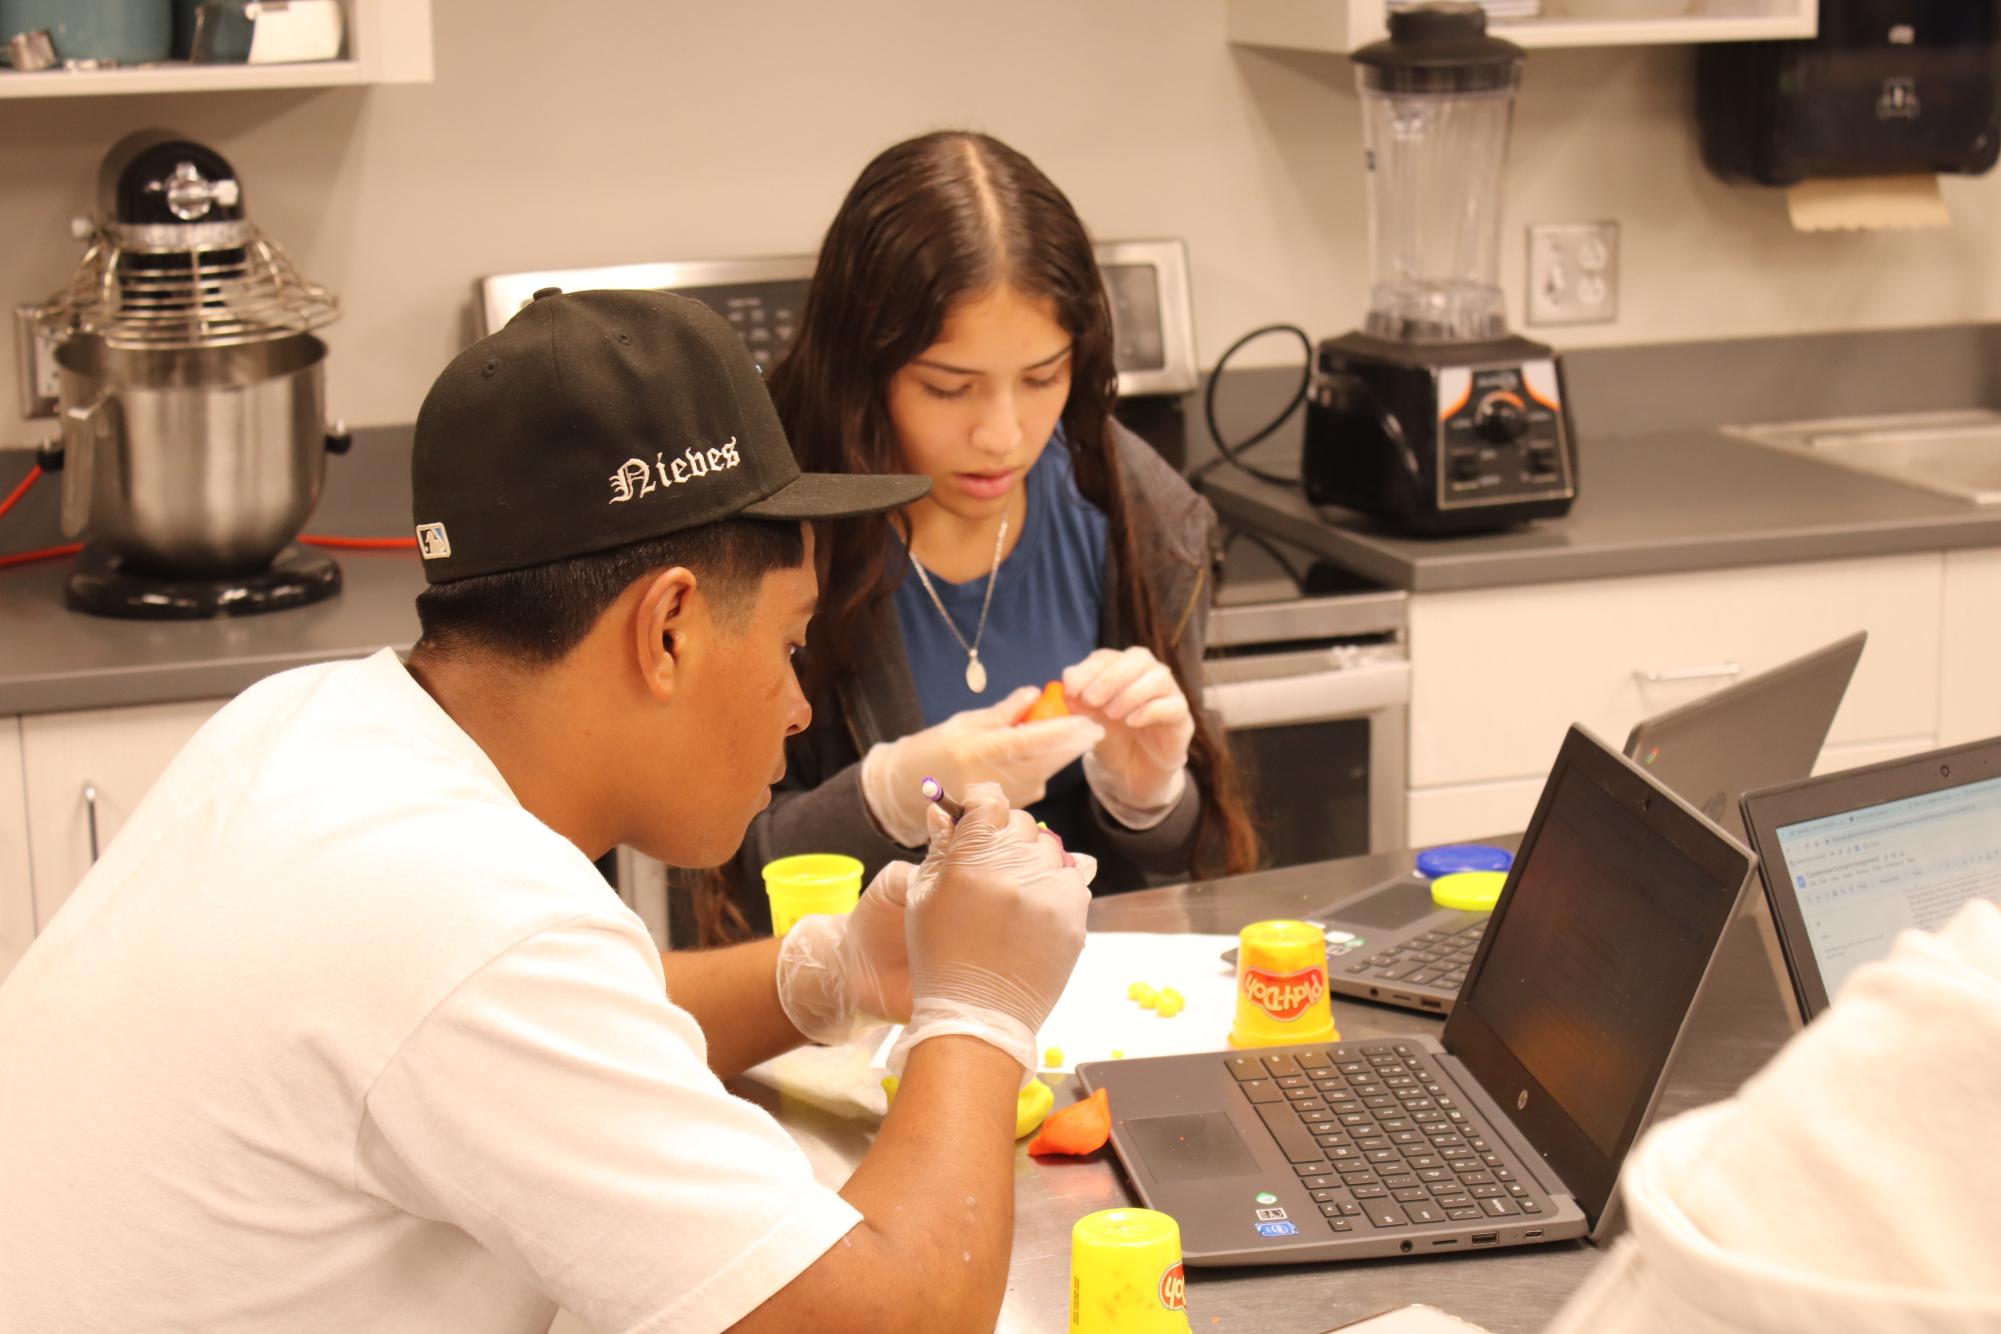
[55,333,333,578]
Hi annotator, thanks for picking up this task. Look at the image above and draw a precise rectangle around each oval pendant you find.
[965,655,988,694]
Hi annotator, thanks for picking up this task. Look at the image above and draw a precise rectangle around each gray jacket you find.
[719,421,1218,929]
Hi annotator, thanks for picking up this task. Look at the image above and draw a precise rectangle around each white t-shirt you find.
[0,649,861,1334]
[1546,897,2001,1334]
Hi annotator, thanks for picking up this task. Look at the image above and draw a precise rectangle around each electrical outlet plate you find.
[13,306,60,419]
[1526,221,1619,328]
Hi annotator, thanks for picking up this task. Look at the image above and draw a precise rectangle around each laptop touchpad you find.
[1127,1113,1261,1182]
[1332,877,1440,929]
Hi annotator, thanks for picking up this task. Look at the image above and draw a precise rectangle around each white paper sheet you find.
[871,931,1244,1073]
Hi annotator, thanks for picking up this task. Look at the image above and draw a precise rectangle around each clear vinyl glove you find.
[888,782,1097,1076]
[1064,647,1195,829]
[774,860,917,1046]
[860,685,1104,846]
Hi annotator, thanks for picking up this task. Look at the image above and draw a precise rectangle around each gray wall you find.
[4,0,2000,436]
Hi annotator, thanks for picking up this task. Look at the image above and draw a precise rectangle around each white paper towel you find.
[1785,175,1951,232]
[871,931,1245,1074]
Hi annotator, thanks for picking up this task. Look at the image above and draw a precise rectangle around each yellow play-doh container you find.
[1068,1208,1191,1333]
[1229,919,1338,1048]
[761,853,863,936]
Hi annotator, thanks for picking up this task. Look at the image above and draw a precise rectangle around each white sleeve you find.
[1548,899,2001,1334]
[352,914,861,1334]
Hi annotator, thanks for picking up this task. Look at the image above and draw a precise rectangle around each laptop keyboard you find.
[1227,1044,1546,1234]
[1342,917,1487,990]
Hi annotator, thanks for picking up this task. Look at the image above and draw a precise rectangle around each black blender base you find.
[65,544,341,619]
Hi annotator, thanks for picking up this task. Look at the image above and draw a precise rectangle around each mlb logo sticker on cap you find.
[415,523,452,560]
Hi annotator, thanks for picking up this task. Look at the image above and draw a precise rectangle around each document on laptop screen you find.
[1458,769,1724,1157]
[1775,773,2001,1001]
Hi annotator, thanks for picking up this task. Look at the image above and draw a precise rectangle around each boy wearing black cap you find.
[0,291,1095,1333]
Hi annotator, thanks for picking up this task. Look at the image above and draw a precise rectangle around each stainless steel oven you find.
[475,241,1201,397]
[1203,527,1409,866]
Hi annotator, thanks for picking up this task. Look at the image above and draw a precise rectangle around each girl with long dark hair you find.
[706,130,1257,939]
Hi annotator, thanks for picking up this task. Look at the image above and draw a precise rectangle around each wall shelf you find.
[0,0,430,99]
[1227,0,1816,54]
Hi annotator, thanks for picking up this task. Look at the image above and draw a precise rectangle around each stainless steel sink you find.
[1724,408,2001,506]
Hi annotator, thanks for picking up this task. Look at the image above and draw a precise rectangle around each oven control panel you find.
[476,239,1199,398]
[670,281,805,375]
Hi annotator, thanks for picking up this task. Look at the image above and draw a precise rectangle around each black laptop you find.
[1234,633,1863,1015]
[1083,726,1754,1266]
[1741,733,2001,1023]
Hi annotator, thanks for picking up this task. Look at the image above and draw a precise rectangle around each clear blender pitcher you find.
[1354,4,1525,344]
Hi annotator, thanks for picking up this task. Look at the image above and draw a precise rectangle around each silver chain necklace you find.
[908,516,1008,695]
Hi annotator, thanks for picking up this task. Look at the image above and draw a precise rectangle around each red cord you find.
[0,542,82,571]
[0,464,42,522]
[2,464,417,568]
[299,535,417,550]
[0,466,72,569]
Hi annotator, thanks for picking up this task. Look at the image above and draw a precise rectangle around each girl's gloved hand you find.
[1063,646,1195,829]
[860,686,1103,846]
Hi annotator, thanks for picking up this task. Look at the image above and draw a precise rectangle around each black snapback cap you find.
[410,288,928,583]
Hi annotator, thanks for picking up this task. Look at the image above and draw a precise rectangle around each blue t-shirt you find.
[893,431,1107,798]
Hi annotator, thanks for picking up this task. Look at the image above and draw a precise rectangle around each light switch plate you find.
[1526,221,1619,327]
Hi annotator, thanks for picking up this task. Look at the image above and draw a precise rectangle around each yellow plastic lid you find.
[1430,870,1507,912]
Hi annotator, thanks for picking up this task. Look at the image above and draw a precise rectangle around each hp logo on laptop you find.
[1517,1090,1528,1111]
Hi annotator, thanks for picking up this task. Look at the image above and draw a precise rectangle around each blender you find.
[1301,2,1577,535]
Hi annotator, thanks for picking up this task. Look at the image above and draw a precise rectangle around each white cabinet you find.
[0,0,430,99]
[1403,552,1945,844]
[1940,547,2001,746]
[1,718,32,982]
[18,700,222,931]
[1227,0,1815,54]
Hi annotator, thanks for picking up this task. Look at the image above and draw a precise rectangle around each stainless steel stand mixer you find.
[28,130,349,618]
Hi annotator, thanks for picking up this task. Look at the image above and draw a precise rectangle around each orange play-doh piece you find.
[1018,680,1069,724]
[1026,1087,1112,1157]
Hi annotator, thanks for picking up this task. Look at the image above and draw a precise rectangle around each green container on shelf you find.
[0,0,172,63]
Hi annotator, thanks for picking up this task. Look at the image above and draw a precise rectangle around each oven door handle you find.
[1201,660,1411,729]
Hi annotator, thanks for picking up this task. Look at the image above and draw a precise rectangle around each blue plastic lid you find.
[1415,843,1514,878]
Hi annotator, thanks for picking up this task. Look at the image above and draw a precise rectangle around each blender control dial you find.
[1474,393,1529,444]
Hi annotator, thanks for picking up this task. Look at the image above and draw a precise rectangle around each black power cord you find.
[1188,323,1313,491]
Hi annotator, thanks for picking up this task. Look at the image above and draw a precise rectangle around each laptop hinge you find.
[1434,1052,1578,1207]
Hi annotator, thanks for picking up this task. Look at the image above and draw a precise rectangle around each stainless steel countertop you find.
[1202,428,2001,594]
[731,847,1795,1334]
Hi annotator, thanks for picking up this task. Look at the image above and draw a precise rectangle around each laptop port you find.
[1471,1232,1499,1246]
[1420,998,1443,1010]
[1431,1238,1458,1247]
[1523,1229,1544,1240]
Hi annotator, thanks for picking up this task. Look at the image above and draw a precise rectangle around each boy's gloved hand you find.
[774,859,917,1046]
[888,782,1096,1075]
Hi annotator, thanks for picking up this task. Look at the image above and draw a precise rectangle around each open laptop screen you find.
[1773,772,2001,1003]
[1444,729,1750,1223]
[1463,768,1721,1155]
[1622,632,1865,843]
